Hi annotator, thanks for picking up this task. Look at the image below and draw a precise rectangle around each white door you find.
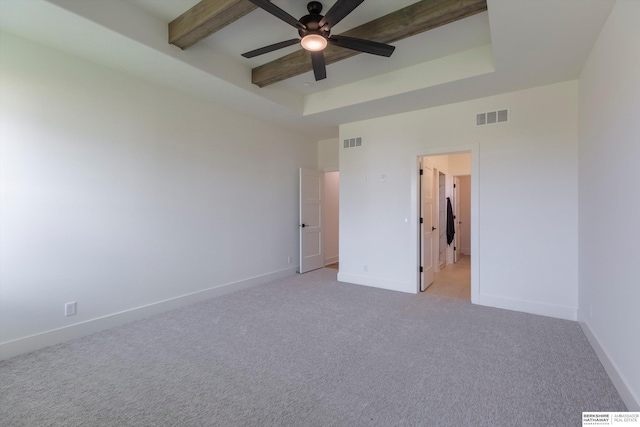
[299,168,324,273]
[454,177,461,263]
[421,160,436,291]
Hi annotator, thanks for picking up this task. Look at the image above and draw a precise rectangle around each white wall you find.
[578,0,640,410]
[0,34,317,358]
[318,138,339,172]
[448,153,472,176]
[339,81,579,320]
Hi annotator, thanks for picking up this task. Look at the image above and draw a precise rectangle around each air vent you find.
[476,109,508,126]
[343,137,362,148]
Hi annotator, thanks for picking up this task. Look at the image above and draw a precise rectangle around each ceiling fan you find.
[242,0,396,81]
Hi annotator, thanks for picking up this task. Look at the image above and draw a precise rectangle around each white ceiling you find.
[0,0,615,139]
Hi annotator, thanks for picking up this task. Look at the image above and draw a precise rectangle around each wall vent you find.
[343,137,362,148]
[476,109,508,126]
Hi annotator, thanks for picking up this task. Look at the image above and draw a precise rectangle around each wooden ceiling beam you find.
[251,0,488,87]
[169,0,258,50]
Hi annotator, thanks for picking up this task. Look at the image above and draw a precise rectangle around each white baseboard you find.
[324,256,339,265]
[337,272,416,294]
[477,293,577,321]
[577,311,640,411]
[0,267,297,361]
[461,247,471,255]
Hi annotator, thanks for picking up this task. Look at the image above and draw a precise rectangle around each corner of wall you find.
[578,316,640,411]
[478,294,577,321]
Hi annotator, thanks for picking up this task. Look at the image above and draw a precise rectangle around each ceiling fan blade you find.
[242,39,300,58]
[247,0,306,30]
[328,35,395,57]
[311,51,327,81]
[318,0,365,30]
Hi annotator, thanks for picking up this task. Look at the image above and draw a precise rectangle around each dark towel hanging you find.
[446,197,455,245]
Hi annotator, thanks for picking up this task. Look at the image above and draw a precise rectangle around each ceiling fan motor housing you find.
[299,2,330,39]
[307,1,323,15]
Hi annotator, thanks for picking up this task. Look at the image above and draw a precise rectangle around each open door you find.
[299,168,324,273]
[421,160,436,291]
[453,177,461,263]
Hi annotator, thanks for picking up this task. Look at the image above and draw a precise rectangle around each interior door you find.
[299,168,324,273]
[454,176,461,263]
[421,160,435,291]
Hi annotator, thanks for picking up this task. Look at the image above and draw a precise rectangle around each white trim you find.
[324,256,339,265]
[413,143,479,304]
[337,273,415,294]
[478,293,577,321]
[0,267,297,361]
[578,312,640,411]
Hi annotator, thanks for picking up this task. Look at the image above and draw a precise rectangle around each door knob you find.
[301,224,307,228]
[432,226,436,231]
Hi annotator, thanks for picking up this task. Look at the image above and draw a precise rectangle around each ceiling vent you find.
[343,137,362,148]
[477,109,508,126]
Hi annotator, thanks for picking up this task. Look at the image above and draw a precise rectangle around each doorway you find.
[298,170,340,272]
[323,171,339,268]
[419,153,472,299]
[425,255,471,299]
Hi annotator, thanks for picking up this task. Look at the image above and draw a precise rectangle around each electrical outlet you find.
[288,256,292,264]
[364,265,368,272]
[65,302,77,317]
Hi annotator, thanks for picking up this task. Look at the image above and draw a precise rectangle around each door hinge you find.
[454,183,456,188]
[420,217,423,224]
[453,215,456,219]
[420,266,423,273]
[454,247,457,251]
[419,169,423,175]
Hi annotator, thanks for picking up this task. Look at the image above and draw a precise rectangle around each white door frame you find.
[414,145,479,304]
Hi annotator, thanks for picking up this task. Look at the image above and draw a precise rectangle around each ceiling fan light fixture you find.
[301,34,327,52]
